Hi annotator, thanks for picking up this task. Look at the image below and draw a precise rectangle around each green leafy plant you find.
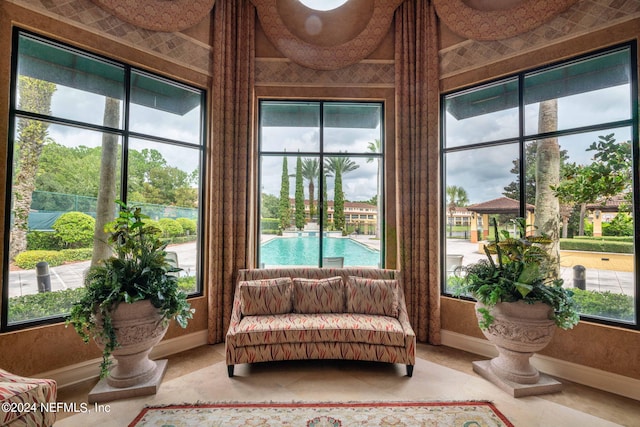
[456,217,579,330]
[67,201,194,378]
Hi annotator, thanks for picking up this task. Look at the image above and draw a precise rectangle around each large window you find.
[442,43,639,329]
[259,101,383,268]
[2,31,205,330]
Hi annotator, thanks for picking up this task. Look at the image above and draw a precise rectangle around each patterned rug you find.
[129,401,514,426]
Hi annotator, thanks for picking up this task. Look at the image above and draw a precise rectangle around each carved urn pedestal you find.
[472,301,563,397]
[88,300,169,403]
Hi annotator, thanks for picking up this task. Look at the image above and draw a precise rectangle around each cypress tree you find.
[295,155,305,230]
[333,167,344,231]
[279,156,291,231]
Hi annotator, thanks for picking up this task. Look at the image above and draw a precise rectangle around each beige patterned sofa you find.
[0,369,57,427]
[225,268,416,377]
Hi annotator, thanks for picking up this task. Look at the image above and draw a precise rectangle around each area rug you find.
[129,401,514,426]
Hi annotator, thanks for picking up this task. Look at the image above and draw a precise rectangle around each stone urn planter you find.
[97,300,169,388]
[476,301,556,384]
[68,202,193,403]
[455,218,580,397]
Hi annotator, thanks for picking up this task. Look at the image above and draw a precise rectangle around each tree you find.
[322,172,329,229]
[503,140,568,205]
[261,193,280,219]
[366,139,382,238]
[92,97,120,265]
[446,185,469,208]
[553,133,632,236]
[534,99,561,277]
[10,77,56,260]
[333,167,345,230]
[446,185,469,236]
[294,155,306,230]
[301,158,319,220]
[279,156,291,230]
[325,155,359,232]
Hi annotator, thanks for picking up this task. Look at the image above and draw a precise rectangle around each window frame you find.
[1,29,206,332]
[257,99,385,268]
[440,42,640,330]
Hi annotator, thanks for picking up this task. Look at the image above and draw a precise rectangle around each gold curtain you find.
[207,0,255,344]
[394,0,441,344]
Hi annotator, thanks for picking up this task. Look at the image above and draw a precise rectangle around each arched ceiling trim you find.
[90,0,216,32]
[434,0,579,41]
[251,0,404,70]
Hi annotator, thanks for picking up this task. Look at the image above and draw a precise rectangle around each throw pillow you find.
[346,276,399,317]
[292,276,345,314]
[239,277,293,316]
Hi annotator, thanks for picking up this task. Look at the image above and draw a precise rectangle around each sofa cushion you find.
[346,277,399,317]
[292,276,344,314]
[231,313,407,347]
[239,277,293,316]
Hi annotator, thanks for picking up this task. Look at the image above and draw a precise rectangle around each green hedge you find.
[8,287,87,323]
[27,231,63,251]
[559,239,634,254]
[572,236,633,242]
[570,288,634,322]
[175,217,197,235]
[14,250,67,269]
[158,218,184,238]
[8,280,199,323]
[61,248,93,262]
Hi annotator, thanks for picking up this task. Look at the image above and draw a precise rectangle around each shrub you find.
[8,287,87,323]
[261,218,279,233]
[27,231,63,251]
[559,239,634,253]
[570,288,634,322]
[603,213,633,237]
[53,212,95,248]
[14,250,66,269]
[158,218,184,238]
[142,218,162,235]
[178,276,197,294]
[176,218,197,235]
[61,248,93,262]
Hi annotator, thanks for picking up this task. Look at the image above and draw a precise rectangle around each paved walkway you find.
[8,242,197,298]
[446,239,635,297]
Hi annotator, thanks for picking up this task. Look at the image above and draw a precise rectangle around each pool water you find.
[260,237,380,267]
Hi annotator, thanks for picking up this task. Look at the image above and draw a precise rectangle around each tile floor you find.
[55,343,639,426]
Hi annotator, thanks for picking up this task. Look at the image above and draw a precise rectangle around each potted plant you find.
[67,201,194,388]
[455,217,579,393]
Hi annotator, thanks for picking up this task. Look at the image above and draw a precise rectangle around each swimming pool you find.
[260,236,380,267]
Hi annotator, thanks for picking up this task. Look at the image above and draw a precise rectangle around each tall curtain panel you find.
[394,0,441,344]
[207,0,255,344]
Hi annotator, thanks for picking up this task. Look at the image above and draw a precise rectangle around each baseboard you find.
[38,330,209,389]
[441,329,640,401]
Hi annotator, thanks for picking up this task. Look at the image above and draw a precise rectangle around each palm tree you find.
[325,155,359,232]
[366,139,382,238]
[535,99,560,278]
[446,185,469,237]
[301,158,319,220]
[10,77,56,260]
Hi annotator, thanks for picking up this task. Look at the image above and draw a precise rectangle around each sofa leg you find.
[227,365,234,378]
[406,365,413,377]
